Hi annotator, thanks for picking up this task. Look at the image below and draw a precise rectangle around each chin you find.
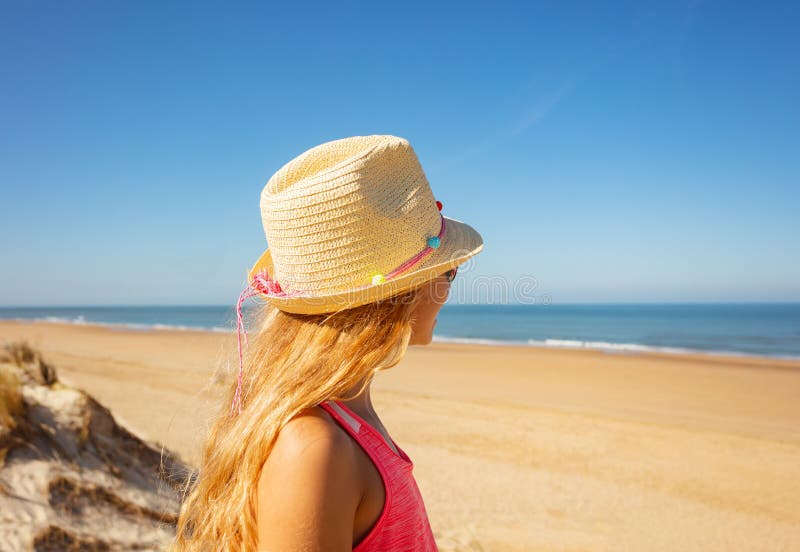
[410,332,433,346]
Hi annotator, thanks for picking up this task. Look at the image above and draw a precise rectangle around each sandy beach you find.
[1,320,798,551]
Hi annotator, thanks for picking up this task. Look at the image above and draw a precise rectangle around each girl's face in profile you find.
[409,268,456,346]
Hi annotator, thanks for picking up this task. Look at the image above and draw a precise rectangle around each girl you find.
[172,135,483,551]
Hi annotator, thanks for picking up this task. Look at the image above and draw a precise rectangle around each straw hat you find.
[245,134,483,315]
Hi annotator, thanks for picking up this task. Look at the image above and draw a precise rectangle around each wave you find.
[41,315,88,325]
[432,335,800,361]
[5,316,233,334]
[533,338,691,355]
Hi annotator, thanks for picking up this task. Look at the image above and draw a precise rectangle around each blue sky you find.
[1,1,798,306]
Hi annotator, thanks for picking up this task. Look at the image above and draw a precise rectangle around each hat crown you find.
[260,135,442,296]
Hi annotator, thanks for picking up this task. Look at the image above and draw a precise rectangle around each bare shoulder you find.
[259,405,361,487]
[268,407,353,461]
[256,406,363,551]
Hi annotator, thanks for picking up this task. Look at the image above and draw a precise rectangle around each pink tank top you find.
[318,400,438,552]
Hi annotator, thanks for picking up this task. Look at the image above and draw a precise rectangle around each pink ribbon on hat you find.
[385,215,446,279]
[230,269,299,415]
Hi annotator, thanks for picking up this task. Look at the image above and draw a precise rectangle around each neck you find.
[337,374,376,420]
[333,373,400,456]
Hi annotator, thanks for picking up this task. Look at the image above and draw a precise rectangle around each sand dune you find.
[0,341,191,551]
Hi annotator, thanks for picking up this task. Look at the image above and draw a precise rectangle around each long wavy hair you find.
[170,284,425,551]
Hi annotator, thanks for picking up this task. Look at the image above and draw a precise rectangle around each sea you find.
[1,303,799,361]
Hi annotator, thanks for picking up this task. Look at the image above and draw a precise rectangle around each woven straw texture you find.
[249,135,483,314]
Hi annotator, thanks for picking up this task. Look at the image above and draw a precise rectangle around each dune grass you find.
[3,340,37,366]
[0,339,58,386]
[0,361,23,467]
[0,339,59,433]
[0,363,22,430]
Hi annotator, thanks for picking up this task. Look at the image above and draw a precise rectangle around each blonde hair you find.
[171,285,425,551]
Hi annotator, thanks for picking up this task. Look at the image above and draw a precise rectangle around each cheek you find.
[425,302,443,330]
[411,283,449,341]
[414,301,437,332]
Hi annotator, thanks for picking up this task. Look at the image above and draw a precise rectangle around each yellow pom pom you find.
[371,274,386,285]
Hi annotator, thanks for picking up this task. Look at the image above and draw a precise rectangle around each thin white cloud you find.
[507,81,574,138]
[430,79,575,172]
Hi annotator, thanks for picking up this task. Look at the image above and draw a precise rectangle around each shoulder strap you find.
[321,400,362,433]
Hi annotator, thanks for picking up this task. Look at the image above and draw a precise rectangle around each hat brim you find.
[247,216,483,315]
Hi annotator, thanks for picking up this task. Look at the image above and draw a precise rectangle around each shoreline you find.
[4,317,800,366]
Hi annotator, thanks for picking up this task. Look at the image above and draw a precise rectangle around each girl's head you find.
[172,136,478,551]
